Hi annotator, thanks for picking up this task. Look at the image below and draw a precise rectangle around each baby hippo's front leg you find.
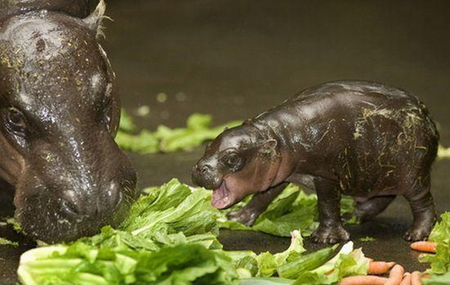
[228,183,288,226]
[311,177,350,244]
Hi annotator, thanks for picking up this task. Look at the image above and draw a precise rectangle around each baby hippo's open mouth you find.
[212,181,234,209]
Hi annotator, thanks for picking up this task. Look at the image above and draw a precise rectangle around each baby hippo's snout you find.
[191,159,221,190]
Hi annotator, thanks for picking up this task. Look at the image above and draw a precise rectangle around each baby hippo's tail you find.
[418,98,439,162]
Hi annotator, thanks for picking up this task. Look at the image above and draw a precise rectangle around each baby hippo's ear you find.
[83,0,109,38]
[260,139,277,155]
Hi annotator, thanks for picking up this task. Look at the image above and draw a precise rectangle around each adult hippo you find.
[192,81,439,244]
[0,0,138,243]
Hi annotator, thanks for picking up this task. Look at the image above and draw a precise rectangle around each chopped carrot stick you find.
[385,264,405,285]
[387,261,396,268]
[368,261,390,275]
[410,241,438,253]
[400,272,411,285]
[339,275,388,285]
[411,271,423,285]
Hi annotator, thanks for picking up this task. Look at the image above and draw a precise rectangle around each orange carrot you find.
[339,275,388,285]
[411,271,422,285]
[410,241,438,253]
[368,261,390,275]
[385,264,405,285]
[400,272,411,285]
[387,261,396,268]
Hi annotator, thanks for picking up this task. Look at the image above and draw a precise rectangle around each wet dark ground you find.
[1,1,450,284]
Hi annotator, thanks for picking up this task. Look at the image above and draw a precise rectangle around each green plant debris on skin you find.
[116,110,241,154]
[359,236,376,242]
[17,179,370,285]
[0,237,18,247]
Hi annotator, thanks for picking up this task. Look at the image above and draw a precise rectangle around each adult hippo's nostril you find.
[60,183,124,219]
[102,185,123,212]
[61,199,81,217]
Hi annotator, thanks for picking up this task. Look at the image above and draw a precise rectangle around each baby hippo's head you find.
[192,123,281,209]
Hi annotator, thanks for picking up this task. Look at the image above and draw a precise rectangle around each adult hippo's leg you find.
[355,195,397,223]
[311,177,350,244]
[227,182,288,226]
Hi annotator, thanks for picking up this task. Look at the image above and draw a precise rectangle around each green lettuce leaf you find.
[17,179,366,285]
[419,212,450,279]
[116,111,241,154]
[292,242,369,285]
[17,179,239,285]
[438,145,450,159]
[423,271,450,285]
[220,184,356,237]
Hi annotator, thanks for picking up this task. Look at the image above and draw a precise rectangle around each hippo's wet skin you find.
[192,81,439,244]
[0,1,138,243]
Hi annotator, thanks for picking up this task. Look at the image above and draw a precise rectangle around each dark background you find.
[1,1,450,284]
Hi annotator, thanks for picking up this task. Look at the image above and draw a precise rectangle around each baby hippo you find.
[192,81,439,244]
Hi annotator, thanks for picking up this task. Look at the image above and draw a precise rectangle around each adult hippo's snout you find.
[14,128,137,242]
[0,1,138,242]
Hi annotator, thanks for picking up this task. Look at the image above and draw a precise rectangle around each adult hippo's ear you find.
[82,0,108,39]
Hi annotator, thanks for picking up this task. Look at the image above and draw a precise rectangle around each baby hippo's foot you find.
[404,212,436,241]
[227,207,261,227]
[311,224,350,244]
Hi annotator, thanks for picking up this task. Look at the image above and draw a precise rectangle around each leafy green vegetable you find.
[0,237,18,247]
[220,184,356,237]
[438,145,450,159]
[423,271,450,285]
[239,277,294,285]
[18,179,239,285]
[18,179,368,285]
[420,212,450,275]
[277,245,337,279]
[116,111,241,154]
[359,236,376,242]
[119,109,138,133]
[292,242,369,285]
[121,179,220,237]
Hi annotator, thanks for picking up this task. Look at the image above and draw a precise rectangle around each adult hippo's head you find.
[0,2,138,243]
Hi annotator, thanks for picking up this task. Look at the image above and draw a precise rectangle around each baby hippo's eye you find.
[222,152,244,172]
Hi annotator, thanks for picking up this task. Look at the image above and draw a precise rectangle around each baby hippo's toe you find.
[227,208,260,227]
[311,224,350,244]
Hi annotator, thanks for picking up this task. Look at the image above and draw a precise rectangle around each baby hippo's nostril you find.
[201,164,212,175]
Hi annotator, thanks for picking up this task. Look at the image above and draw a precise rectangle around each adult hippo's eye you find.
[6,107,27,134]
[222,152,244,172]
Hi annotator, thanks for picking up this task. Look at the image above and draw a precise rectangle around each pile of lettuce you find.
[18,179,369,285]
[220,184,356,237]
[420,212,450,284]
[115,111,241,154]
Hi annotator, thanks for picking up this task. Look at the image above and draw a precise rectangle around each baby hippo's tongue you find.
[211,182,232,209]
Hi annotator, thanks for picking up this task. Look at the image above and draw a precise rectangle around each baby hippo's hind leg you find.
[227,182,288,226]
[403,175,437,241]
[355,195,396,223]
